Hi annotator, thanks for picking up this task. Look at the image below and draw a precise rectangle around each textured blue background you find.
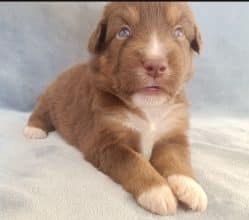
[0,2,248,117]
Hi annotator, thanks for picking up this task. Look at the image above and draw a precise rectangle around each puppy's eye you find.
[174,26,185,39]
[117,26,131,39]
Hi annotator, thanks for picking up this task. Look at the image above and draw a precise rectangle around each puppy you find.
[24,2,207,215]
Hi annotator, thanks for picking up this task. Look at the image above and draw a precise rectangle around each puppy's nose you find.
[143,59,168,78]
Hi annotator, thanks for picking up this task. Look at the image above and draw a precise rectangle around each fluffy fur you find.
[24,2,207,215]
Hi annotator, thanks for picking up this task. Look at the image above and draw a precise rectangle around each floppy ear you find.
[88,18,107,54]
[190,25,202,54]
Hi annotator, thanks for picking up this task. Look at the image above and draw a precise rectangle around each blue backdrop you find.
[0,2,248,118]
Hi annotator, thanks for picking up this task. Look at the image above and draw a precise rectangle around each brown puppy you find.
[24,2,207,215]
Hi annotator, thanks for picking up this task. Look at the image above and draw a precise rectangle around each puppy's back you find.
[39,62,94,145]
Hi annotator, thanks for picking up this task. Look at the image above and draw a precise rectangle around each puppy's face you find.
[88,2,202,106]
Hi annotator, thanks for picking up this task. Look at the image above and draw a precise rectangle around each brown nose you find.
[143,59,168,78]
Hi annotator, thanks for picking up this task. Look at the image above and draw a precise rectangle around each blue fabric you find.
[0,109,249,220]
[0,2,248,117]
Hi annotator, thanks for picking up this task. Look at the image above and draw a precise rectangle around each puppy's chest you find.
[120,104,185,159]
[107,103,186,160]
[121,107,171,160]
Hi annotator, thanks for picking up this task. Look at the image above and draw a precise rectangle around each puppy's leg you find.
[150,134,208,212]
[84,141,177,216]
[24,94,54,139]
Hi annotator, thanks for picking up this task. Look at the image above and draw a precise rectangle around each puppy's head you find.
[88,2,202,107]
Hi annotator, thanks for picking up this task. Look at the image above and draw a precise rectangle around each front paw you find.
[167,174,208,212]
[137,184,177,215]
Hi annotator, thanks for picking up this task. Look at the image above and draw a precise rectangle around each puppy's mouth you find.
[137,85,165,96]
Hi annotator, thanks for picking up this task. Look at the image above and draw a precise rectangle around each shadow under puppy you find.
[24,2,207,215]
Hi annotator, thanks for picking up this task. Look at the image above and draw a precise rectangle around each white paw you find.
[24,126,47,139]
[168,174,208,212]
[137,185,177,215]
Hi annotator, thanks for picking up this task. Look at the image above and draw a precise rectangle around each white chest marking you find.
[123,105,170,160]
[123,93,187,159]
[108,95,187,160]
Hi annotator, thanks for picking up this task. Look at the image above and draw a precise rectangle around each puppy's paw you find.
[137,184,177,215]
[167,174,207,212]
[24,126,47,139]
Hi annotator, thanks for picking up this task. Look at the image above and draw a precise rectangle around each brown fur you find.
[26,2,204,215]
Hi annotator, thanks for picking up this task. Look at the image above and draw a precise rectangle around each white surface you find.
[0,109,249,220]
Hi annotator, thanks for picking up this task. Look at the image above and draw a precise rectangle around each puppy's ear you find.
[191,25,202,54]
[88,18,107,54]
